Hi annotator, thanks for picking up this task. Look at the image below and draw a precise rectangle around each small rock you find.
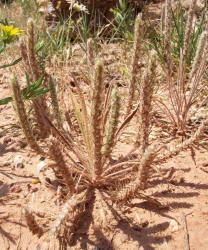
[14,155,24,168]
[39,156,45,161]
[17,140,27,149]
[17,162,24,168]
[202,163,208,168]
[31,187,39,193]
[27,184,31,191]
[169,219,179,232]
[10,185,22,193]
[3,162,10,167]
[45,177,51,184]
[32,179,40,184]
[170,170,185,184]
[135,214,149,228]
[3,137,11,144]
[37,161,46,173]
[141,220,149,228]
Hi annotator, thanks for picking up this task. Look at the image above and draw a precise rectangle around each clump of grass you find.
[148,0,208,134]
[20,9,208,249]
[109,0,138,41]
[45,57,167,244]
[37,19,73,60]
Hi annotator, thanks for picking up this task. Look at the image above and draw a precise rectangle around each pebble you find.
[17,140,27,149]
[169,170,185,184]
[27,184,31,191]
[14,155,24,168]
[37,161,46,173]
[135,214,149,228]
[169,219,179,232]
[3,162,10,167]
[31,187,39,193]
[39,156,45,161]
[32,179,40,184]
[3,137,12,144]
[17,162,24,168]
[202,163,208,168]
[10,185,22,193]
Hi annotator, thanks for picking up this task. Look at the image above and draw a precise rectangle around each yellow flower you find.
[0,24,25,43]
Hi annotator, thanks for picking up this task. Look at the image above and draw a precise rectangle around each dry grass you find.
[1,1,208,248]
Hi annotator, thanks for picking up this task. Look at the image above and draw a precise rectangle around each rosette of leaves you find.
[30,57,167,248]
[22,14,208,248]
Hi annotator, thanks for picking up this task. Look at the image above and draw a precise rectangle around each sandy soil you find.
[1,62,208,250]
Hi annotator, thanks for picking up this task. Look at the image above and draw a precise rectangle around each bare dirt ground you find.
[1,62,208,250]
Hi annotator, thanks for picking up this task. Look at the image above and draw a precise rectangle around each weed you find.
[20,17,208,248]
[109,0,137,41]
[148,0,208,133]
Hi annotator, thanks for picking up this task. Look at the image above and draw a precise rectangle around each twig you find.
[181,212,191,250]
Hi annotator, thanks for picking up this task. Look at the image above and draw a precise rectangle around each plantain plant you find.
[21,14,208,248]
[147,0,208,134]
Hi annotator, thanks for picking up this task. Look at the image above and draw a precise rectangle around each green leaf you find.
[35,40,45,52]
[25,72,31,88]
[0,42,6,54]
[0,97,13,105]
[0,75,51,106]
[0,57,22,69]
[28,88,51,99]
[32,75,44,89]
